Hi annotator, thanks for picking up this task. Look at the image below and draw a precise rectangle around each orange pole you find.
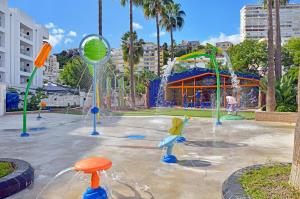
[194,78,196,106]
[91,172,100,189]
[223,77,226,108]
[181,81,184,107]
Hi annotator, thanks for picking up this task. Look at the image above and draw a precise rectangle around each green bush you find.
[276,105,297,112]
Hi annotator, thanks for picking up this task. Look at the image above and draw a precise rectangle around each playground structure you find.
[37,101,47,119]
[159,116,190,163]
[79,34,110,136]
[74,157,112,199]
[21,42,52,137]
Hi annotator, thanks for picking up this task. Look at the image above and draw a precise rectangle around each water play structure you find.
[79,34,110,136]
[21,42,52,137]
[37,101,47,119]
[159,135,179,163]
[148,48,260,125]
[74,157,112,199]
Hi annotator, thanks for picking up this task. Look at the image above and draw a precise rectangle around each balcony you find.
[0,72,4,83]
[20,75,29,85]
[0,12,4,28]
[20,23,33,42]
[20,59,33,73]
[0,32,4,48]
[20,41,33,58]
[0,52,4,68]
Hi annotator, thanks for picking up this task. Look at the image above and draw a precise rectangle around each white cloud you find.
[64,38,74,44]
[52,28,65,35]
[150,31,166,38]
[67,31,77,37]
[82,33,88,37]
[49,34,64,47]
[202,33,241,45]
[45,22,55,29]
[133,22,143,30]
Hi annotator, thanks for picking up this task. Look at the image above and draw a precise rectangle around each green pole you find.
[21,67,38,137]
[210,49,221,125]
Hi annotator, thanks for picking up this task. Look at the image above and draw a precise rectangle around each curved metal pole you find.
[21,67,38,137]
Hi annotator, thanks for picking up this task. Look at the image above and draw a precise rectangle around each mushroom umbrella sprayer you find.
[74,157,112,199]
[21,42,52,137]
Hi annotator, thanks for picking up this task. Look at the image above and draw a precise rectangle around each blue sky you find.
[8,0,300,53]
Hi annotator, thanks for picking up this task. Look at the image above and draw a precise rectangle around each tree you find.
[98,0,102,36]
[290,62,300,189]
[121,31,144,103]
[143,0,171,77]
[266,0,276,112]
[262,0,290,80]
[59,56,92,91]
[160,2,185,60]
[162,42,169,65]
[120,0,143,108]
[227,40,268,74]
[284,38,300,67]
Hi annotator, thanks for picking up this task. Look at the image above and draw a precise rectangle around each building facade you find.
[0,0,49,90]
[44,55,60,83]
[111,48,125,73]
[137,42,163,73]
[241,4,300,43]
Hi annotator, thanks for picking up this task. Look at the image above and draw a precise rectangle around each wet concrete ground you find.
[0,113,295,199]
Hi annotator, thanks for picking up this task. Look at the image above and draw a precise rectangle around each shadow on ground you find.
[184,140,247,148]
[178,160,212,168]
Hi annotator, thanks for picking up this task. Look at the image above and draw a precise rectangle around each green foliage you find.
[275,69,298,112]
[0,162,14,178]
[227,40,268,74]
[239,164,300,199]
[121,31,144,65]
[283,37,300,68]
[160,2,185,32]
[59,56,92,91]
[28,88,47,111]
[55,49,80,69]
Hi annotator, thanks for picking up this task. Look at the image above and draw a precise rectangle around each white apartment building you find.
[44,55,60,83]
[241,4,300,43]
[137,42,163,73]
[111,48,125,73]
[0,0,49,90]
[216,41,233,51]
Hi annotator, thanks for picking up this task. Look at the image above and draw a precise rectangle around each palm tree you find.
[160,2,185,61]
[98,0,102,35]
[266,0,276,111]
[263,0,290,80]
[120,0,143,108]
[121,31,144,106]
[143,0,172,77]
[290,64,300,189]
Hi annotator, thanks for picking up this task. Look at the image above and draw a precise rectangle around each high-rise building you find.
[137,42,163,73]
[216,41,233,51]
[241,4,300,43]
[44,55,60,83]
[111,48,125,73]
[0,0,49,90]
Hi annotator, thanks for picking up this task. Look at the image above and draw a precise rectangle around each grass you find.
[239,164,300,199]
[0,162,14,178]
[112,108,255,119]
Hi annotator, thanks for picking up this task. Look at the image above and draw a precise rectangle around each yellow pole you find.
[96,85,101,121]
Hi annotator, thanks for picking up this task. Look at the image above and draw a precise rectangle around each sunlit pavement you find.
[0,113,294,199]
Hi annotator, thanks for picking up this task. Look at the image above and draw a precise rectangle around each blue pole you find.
[91,64,99,136]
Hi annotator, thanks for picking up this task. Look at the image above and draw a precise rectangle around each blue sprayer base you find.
[176,136,186,143]
[83,187,107,199]
[162,154,178,164]
[91,131,100,136]
[37,116,42,120]
[20,132,30,137]
[216,120,222,126]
